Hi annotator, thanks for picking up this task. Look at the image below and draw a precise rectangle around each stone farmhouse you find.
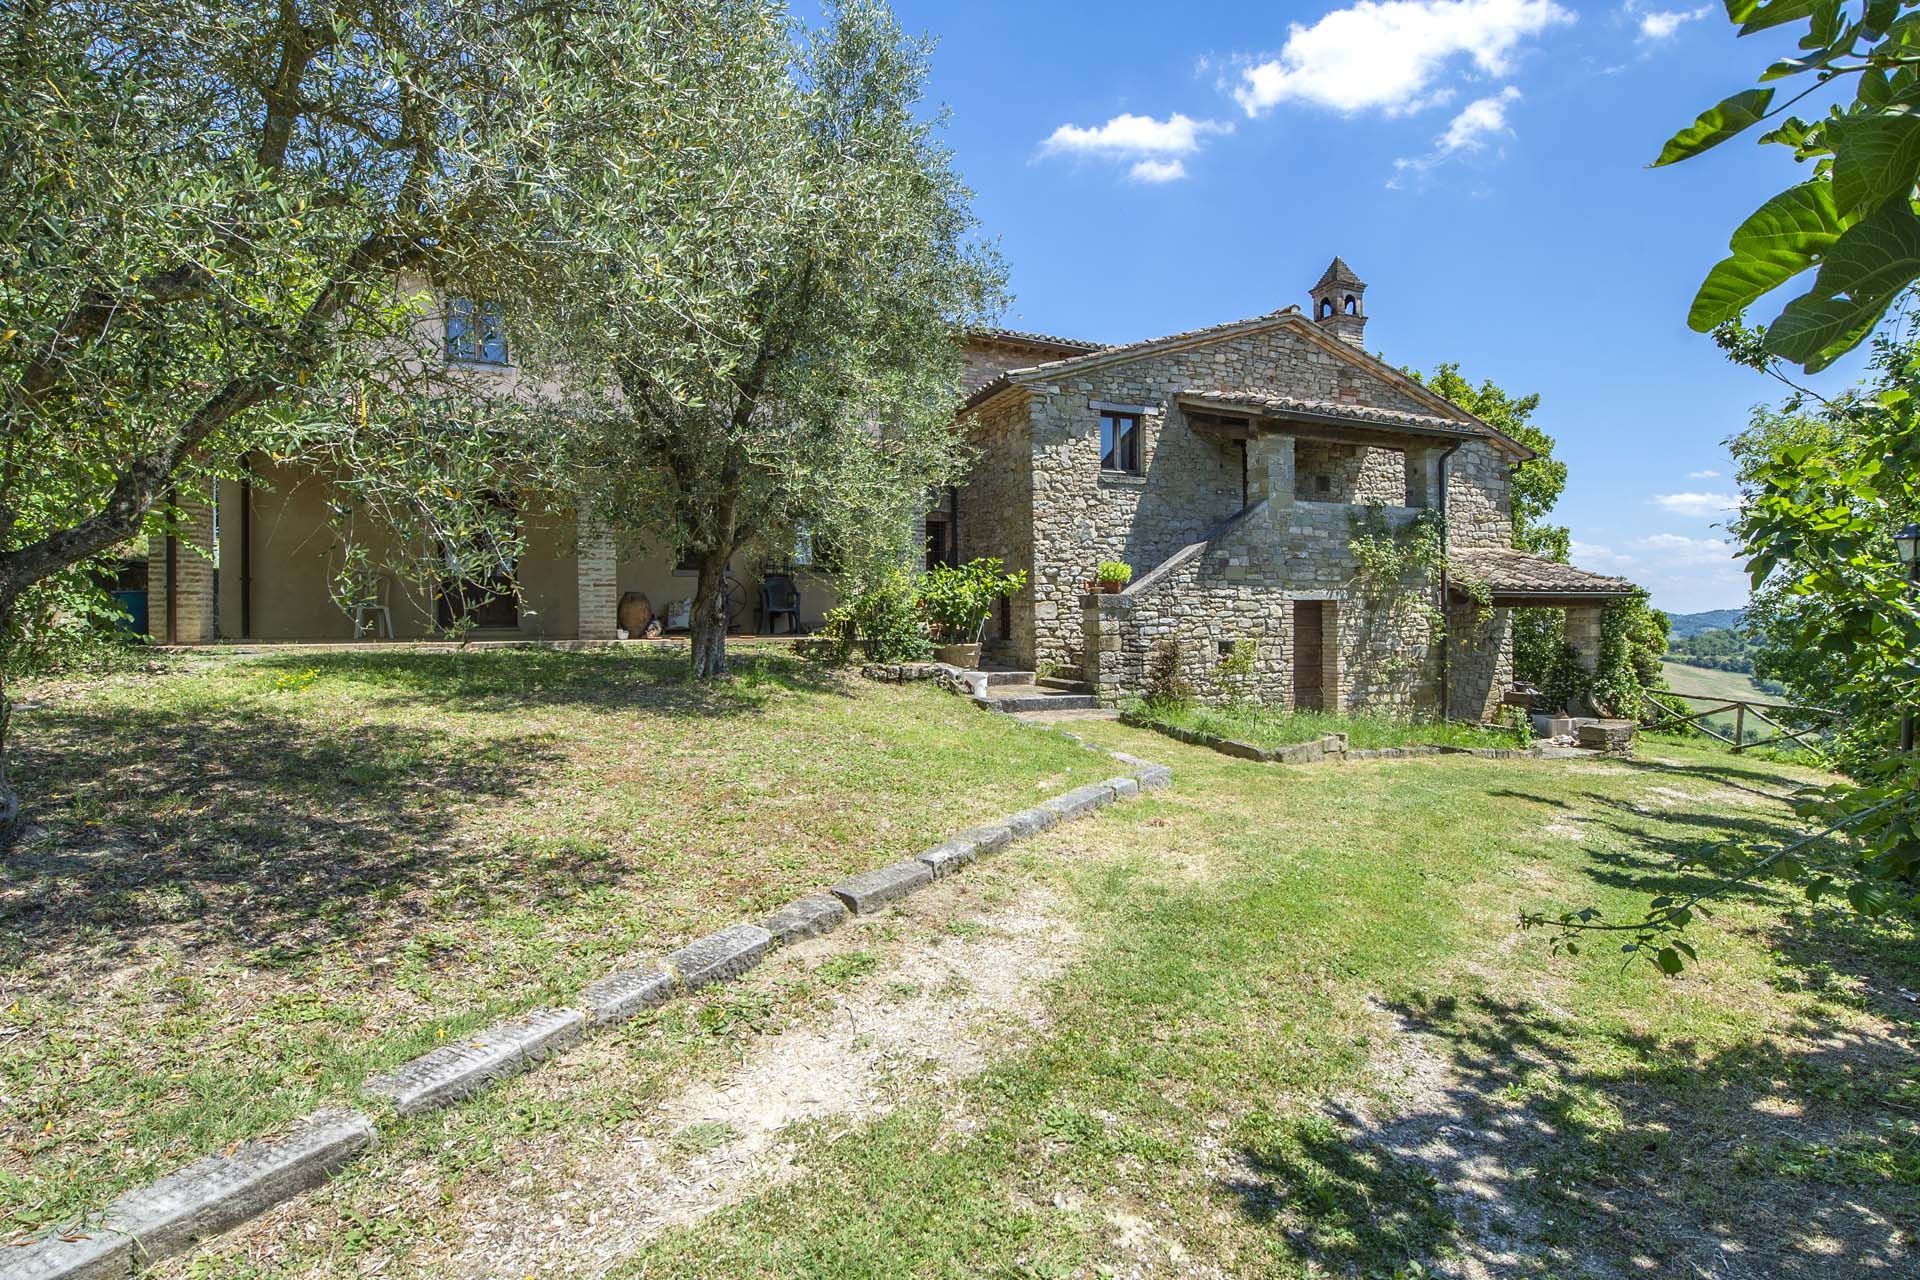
[145,257,1639,720]
[951,260,1639,719]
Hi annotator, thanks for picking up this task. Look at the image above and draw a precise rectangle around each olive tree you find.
[0,0,619,831]
[520,0,1005,679]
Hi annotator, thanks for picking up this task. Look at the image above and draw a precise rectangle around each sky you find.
[872,0,1872,615]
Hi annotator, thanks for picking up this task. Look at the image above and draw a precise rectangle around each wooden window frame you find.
[1099,411,1141,474]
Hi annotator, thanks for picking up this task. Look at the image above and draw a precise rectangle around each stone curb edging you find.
[4,1110,374,1280]
[1116,711,1544,764]
[3,722,1171,1280]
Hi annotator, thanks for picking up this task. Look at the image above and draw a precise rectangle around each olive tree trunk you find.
[0,595,19,837]
[688,550,732,681]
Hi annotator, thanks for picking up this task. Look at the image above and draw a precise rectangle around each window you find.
[446,297,508,365]
[1099,411,1141,473]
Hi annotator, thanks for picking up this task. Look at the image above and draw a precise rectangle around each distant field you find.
[1660,660,1773,703]
[1660,660,1799,744]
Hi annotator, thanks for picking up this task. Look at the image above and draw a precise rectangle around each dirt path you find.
[155,861,1082,1279]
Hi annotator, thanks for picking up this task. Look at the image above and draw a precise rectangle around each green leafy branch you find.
[1658,1,1920,370]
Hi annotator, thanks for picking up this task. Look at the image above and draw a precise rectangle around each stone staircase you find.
[972,668,1100,714]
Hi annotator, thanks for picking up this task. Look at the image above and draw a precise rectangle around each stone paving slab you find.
[364,1009,585,1115]
[830,859,933,914]
[667,924,775,990]
[582,968,679,1026]
[763,894,849,944]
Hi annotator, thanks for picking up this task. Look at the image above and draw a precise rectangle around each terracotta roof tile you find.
[1450,545,1641,598]
[966,325,1105,353]
[1181,390,1478,435]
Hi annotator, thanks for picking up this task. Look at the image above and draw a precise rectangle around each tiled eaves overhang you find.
[1448,544,1643,605]
[956,310,1534,464]
[1178,391,1490,444]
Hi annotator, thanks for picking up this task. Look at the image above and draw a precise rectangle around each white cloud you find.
[1038,111,1231,183]
[1651,491,1739,518]
[1686,468,1721,480]
[1128,158,1189,183]
[1634,532,1734,563]
[1234,0,1575,118]
[1571,539,1633,569]
[1040,113,1230,158]
[1630,3,1710,41]
[1389,86,1521,184]
[1438,86,1521,151]
[1572,530,1748,612]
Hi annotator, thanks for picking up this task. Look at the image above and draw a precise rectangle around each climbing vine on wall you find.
[1347,505,1448,684]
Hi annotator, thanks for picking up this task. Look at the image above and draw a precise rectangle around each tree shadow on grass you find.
[1222,990,1919,1278]
[0,699,588,979]
[237,645,852,717]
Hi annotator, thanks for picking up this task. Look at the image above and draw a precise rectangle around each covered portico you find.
[1446,543,1644,713]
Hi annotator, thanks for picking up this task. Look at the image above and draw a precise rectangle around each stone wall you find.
[1018,322,1447,671]
[1082,499,1440,712]
[955,394,1037,666]
[1445,601,1513,721]
[1295,441,1408,505]
[1445,439,1514,548]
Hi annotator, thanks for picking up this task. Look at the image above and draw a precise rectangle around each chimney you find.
[1309,256,1367,348]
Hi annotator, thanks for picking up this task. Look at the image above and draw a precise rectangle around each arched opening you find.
[1343,294,1358,315]
[1317,298,1334,319]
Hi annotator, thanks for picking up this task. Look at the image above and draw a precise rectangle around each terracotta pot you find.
[935,642,981,668]
[1100,580,1124,594]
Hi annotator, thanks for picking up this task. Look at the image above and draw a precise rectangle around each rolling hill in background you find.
[1665,608,1745,639]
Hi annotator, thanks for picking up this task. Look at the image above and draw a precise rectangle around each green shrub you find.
[1143,638,1193,708]
[1096,560,1133,587]
[917,557,1026,644]
[808,561,930,664]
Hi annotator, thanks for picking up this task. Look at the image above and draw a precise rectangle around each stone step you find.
[982,683,1100,713]
[975,668,1035,686]
[1036,676,1092,693]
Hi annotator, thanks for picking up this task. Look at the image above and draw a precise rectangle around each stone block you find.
[1105,775,1141,799]
[105,1109,374,1262]
[1039,783,1113,821]
[917,836,981,878]
[1004,806,1059,839]
[1133,764,1174,790]
[667,923,774,990]
[583,967,679,1026]
[952,822,1015,854]
[1217,738,1270,761]
[763,894,849,945]
[0,1226,132,1280]
[365,1008,585,1115]
[830,859,933,914]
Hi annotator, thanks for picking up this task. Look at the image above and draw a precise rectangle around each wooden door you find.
[1292,601,1324,711]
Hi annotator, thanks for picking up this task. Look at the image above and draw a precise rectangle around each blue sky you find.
[881,0,1869,614]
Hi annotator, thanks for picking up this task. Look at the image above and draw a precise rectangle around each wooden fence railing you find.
[1644,690,1841,753]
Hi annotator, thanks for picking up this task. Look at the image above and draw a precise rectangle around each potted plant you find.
[1095,560,1133,594]
[918,557,1027,668]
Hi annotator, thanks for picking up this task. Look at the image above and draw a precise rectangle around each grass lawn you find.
[1129,698,1522,750]
[143,717,1919,1279]
[0,645,1109,1237]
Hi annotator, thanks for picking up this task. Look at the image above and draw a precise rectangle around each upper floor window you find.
[1099,411,1140,473]
[446,297,508,365]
